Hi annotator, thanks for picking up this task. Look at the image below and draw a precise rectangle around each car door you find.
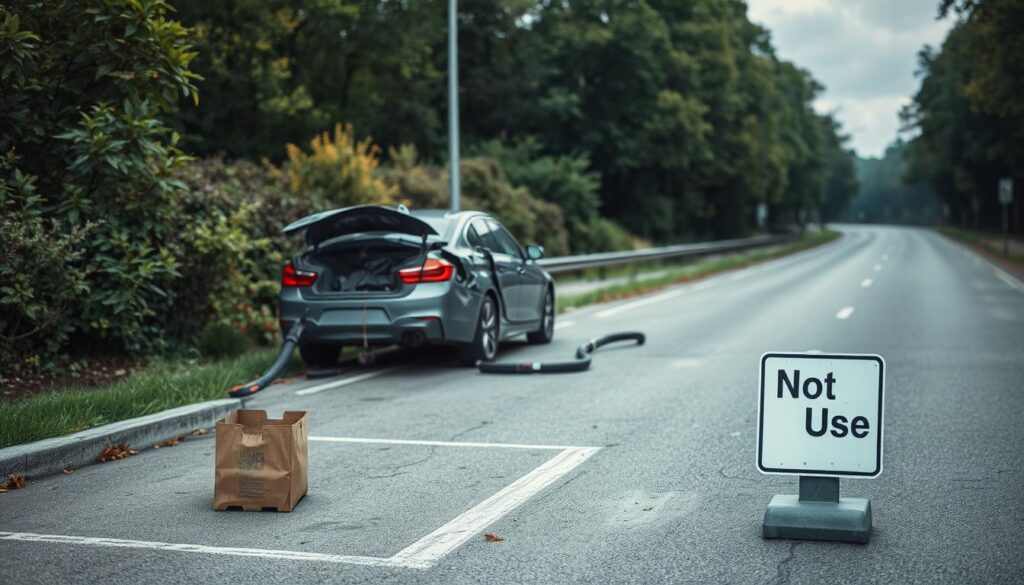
[467,218,521,322]
[487,219,545,323]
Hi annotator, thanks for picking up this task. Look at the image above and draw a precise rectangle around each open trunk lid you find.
[284,205,438,247]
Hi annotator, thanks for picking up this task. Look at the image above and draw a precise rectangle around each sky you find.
[746,0,956,159]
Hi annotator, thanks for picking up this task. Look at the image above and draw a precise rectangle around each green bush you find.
[197,322,249,359]
[471,139,633,253]
[0,181,93,374]
[0,1,199,374]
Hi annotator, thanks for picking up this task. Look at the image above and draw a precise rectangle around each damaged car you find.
[279,205,555,366]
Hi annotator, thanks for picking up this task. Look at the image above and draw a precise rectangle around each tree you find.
[0,0,199,364]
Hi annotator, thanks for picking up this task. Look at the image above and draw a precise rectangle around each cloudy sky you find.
[746,0,955,158]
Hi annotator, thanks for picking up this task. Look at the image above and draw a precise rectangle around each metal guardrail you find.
[537,233,794,274]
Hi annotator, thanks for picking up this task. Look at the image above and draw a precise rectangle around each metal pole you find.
[1004,203,1009,257]
[447,0,460,212]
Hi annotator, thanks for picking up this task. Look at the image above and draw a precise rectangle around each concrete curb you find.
[0,398,241,480]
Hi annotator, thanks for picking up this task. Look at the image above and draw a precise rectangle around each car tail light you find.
[399,258,454,284]
[282,262,317,287]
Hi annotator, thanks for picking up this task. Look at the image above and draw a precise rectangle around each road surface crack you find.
[773,541,799,585]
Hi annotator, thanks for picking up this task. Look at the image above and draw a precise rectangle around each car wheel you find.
[300,343,341,368]
[526,288,555,344]
[460,295,500,365]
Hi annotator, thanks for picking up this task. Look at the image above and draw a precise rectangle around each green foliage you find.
[197,322,249,359]
[168,0,859,241]
[0,190,94,374]
[902,4,1023,233]
[847,140,935,225]
[0,0,199,374]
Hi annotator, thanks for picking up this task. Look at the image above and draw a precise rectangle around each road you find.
[2,225,1023,584]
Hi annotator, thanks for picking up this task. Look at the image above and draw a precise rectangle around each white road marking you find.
[874,264,882,272]
[0,532,414,568]
[309,436,580,451]
[294,367,401,396]
[390,447,600,567]
[595,288,685,318]
[994,268,1024,294]
[554,320,576,331]
[670,357,702,368]
[1,439,601,569]
[861,278,873,288]
[836,306,855,320]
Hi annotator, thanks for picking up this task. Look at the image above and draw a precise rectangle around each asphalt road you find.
[2,225,1023,584]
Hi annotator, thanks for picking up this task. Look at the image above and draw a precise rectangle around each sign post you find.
[757,353,885,543]
[999,178,1013,257]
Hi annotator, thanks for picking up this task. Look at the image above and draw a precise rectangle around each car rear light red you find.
[398,258,454,284]
[282,262,317,287]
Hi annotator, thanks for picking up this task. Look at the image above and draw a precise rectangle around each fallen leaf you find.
[97,443,138,463]
[156,436,184,448]
[484,533,504,542]
[192,428,208,436]
[0,475,28,492]
[63,466,77,474]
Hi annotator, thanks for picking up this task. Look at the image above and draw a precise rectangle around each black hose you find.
[228,319,305,398]
[477,331,645,374]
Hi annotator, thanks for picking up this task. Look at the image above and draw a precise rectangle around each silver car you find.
[279,205,555,366]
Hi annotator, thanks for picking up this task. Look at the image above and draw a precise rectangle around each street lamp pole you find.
[448,0,460,212]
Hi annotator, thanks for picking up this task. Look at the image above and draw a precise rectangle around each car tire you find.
[300,343,341,368]
[460,295,500,365]
[526,288,555,344]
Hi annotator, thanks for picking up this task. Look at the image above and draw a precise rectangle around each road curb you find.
[0,398,240,480]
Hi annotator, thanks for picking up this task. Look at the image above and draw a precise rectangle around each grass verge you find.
[557,229,841,313]
[0,350,300,449]
[937,227,1024,265]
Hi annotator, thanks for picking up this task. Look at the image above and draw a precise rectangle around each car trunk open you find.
[298,235,426,296]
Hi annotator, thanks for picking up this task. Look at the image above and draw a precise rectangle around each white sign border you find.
[756,351,885,478]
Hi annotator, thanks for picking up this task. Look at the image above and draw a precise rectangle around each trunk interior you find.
[301,237,423,296]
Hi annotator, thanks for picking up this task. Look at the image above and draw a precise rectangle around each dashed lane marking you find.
[861,278,873,288]
[836,306,855,320]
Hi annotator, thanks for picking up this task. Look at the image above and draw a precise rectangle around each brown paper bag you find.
[213,410,308,512]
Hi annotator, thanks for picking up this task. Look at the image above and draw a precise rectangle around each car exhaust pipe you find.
[228,319,306,398]
[477,331,645,374]
[400,330,427,347]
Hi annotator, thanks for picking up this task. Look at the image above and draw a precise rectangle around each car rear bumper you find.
[279,282,479,346]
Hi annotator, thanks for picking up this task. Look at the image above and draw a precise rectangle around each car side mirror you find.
[526,245,544,260]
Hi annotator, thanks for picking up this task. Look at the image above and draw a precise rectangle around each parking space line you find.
[2,440,601,570]
[294,367,402,396]
[0,532,412,568]
[391,446,600,567]
[309,436,582,451]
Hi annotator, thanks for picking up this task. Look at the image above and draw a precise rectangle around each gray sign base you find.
[762,476,871,544]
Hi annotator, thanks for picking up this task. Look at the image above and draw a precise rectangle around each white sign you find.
[999,178,1013,205]
[757,353,884,478]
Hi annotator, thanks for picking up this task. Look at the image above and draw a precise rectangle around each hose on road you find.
[228,319,306,398]
[477,332,646,374]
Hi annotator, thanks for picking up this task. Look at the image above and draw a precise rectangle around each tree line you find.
[894,0,1023,233]
[170,0,858,241]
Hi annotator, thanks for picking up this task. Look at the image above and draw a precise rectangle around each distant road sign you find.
[757,353,884,478]
[999,178,1013,204]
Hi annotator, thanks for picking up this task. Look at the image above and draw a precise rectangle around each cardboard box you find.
[214,410,308,512]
